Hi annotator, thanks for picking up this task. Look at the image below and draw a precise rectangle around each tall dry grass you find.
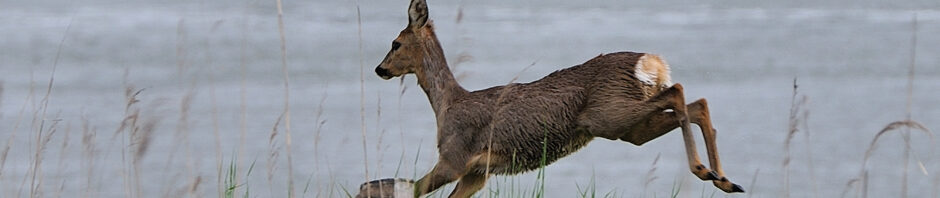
[267,112,283,196]
[274,0,296,196]
[313,95,328,197]
[842,13,935,198]
[783,78,815,198]
[52,115,72,198]
[354,1,374,197]
[18,16,72,198]
[0,2,360,197]
[165,18,204,197]
[79,113,97,198]
[113,82,162,198]
[642,153,661,197]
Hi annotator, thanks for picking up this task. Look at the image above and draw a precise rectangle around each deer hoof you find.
[705,171,719,180]
[712,178,745,193]
[730,183,745,193]
[692,165,717,181]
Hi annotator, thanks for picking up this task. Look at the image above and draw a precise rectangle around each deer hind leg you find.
[579,84,716,181]
[621,98,743,192]
[687,99,744,193]
[659,84,718,181]
[415,162,461,197]
[618,84,717,181]
[619,109,678,146]
[444,152,504,198]
[447,173,488,198]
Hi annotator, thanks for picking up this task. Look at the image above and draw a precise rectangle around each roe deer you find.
[365,0,744,197]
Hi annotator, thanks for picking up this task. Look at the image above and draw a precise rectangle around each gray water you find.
[2,0,940,197]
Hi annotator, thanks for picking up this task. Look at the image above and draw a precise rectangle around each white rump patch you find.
[634,54,673,87]
[634,62,657,86]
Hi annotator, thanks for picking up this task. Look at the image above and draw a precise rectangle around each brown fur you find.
[369,0,743,197]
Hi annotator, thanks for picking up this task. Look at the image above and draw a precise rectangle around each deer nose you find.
[375,66,393,80]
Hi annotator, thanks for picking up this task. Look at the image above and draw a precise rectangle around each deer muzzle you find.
[375,65,393,80]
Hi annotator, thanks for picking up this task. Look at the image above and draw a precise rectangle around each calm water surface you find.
[1,0,939,197]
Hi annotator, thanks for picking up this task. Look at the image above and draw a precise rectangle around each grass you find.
[837,14,936,198]
[223,153,255,198]
[783,78,812,198]
[275,0,296,195]
[355,0,371,187]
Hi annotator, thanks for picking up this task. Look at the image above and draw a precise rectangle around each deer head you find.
[375,0,430,80]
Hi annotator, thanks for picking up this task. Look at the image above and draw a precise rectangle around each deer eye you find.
[391,41,402,51]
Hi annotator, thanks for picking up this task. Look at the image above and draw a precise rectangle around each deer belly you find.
[488,132,593,175]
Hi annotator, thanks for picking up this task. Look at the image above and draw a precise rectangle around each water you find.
[1,0,939,197]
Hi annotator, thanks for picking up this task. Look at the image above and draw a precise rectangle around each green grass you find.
[223,153,255,198]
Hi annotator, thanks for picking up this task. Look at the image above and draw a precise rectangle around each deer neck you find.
[415,32,467,114]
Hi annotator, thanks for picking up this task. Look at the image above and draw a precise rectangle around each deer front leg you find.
[687,99,744,193]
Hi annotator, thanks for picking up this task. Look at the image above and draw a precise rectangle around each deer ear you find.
[407,0,428,29]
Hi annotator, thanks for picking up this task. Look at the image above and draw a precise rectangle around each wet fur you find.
[441,52,668,174]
